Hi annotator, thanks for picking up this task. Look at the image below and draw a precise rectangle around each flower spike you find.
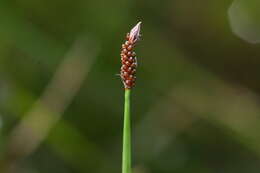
[120,22,141,89]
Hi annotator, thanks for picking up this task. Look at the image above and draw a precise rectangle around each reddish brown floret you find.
[120,22,141,89]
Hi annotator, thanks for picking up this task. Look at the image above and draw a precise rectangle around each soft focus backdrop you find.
[0,0,260,173]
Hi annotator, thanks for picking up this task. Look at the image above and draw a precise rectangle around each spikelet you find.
[120,22,141,89]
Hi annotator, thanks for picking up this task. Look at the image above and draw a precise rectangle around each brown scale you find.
[120,33,138,89]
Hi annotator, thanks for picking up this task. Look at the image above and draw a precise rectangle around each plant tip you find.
[129,22,142,42]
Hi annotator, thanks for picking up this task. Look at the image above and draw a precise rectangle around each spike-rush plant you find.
[120,22,141,173]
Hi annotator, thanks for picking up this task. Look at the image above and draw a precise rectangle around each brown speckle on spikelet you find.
[120,22,141,89]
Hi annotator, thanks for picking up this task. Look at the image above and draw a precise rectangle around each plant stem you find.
[122,89,131,173]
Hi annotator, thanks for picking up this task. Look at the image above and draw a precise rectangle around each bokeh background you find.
[0,0,260,172]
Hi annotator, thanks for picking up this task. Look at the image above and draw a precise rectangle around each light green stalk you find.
[122,89,131,173]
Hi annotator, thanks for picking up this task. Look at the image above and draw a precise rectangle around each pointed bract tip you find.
[129,22,142,42]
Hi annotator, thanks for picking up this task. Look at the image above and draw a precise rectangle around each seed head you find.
[120,22,141,89]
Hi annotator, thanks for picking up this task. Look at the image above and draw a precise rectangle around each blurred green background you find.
[0,0,260,172]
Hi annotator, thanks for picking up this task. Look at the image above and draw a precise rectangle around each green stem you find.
[122,89,131,173]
